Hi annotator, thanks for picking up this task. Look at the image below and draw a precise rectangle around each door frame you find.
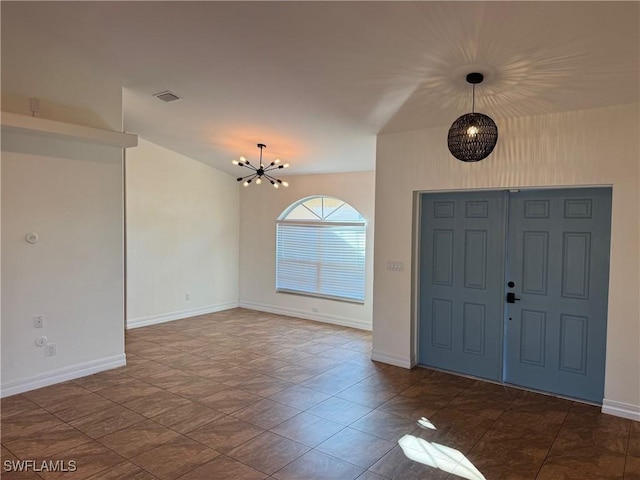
[412,185,614,400]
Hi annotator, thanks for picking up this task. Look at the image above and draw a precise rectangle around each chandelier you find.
[233,143,289,188]
[447,72,498,162]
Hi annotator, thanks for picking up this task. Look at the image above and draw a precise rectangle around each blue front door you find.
[504,188,611,403]
[419,191,507,381]
[419,188,612,403]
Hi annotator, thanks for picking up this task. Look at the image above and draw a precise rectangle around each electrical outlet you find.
[33,315,44,328]
[45,343,56,356]
[185,293,191,301]
[35,336,48,347]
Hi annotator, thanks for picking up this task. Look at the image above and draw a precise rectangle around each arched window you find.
[276,196,366,303]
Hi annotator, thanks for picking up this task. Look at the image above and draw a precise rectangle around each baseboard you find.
[239,301,372,331]
[0,353,126,398]
[371,349,413,369]
[127,302,238,329]
[602,398,640,421]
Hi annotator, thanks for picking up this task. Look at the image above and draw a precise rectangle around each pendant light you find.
[447,72,498,162]
[233,143,289,188]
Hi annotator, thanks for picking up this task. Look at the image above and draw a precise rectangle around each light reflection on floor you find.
[399,418,486,480]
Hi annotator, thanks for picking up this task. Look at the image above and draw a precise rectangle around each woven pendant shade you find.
[447,72,498,162]
[447,112,498,162]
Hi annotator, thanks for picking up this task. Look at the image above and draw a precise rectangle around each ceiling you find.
[3,2,639,175]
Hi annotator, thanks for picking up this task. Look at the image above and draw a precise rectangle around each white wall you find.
[1,5,127,396]
[1,133,126,396]
[373,103,640,419]
[126,139,240,328]
[239,171,375,330]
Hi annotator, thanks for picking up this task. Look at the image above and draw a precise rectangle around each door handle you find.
[506,292,521,303]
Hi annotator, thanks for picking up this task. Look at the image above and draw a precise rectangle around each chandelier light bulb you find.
[282,181,289,187]
[256,178,262,185]
[232,159,240,165]
[467,126,479,137]
[243,181,250,187]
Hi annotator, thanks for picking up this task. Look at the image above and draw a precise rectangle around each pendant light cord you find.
[472,84,475,114]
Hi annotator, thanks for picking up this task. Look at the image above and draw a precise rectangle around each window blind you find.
[276,222,365,303]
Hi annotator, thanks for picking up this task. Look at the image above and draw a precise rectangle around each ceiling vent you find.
[153,90,181,103]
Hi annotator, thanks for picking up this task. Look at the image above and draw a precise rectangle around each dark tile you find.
[85,461,158,480]
[270,412,345,447]
[3,423,91,459]
[271,365,322,384]
[377,395,438,421]
[22,382,92,408]
[123,390,192,418]
[167,378,229,401]
[355,471,387,480]
[317,427,395,468]
[370,445,449,480]
[0,395,39,419]
[558,421,629,454]
[335,383,397,409]
[307,397,372,426]
[131,436,220,480]
[1,408,66,442]
[97,419,179,458]
[536,462,615,480]
[144,368,200,389]
[123,359,173,378]
[546,436,626,479]
[474,420,555,459]
[467,444,542,480]
[50,393,117,422]
[186,415,264,453]
[69,405,146,439]
[625,455,640,480]
[300,373,360,396]
[177,455,267,480]
[268,385,330,410]
[231,399,300,430]
[72,371,136,392]
[37,440,124,479]
[198,388,263,414]
[350,409,417,442]
[227,432,309,475]
[151,402,225,434]
[95,380,162,404]
[629,433,640,457]
[413,407,495,454]
[446,388,513,420]
[273,449,364,480]
[239,376,294,397]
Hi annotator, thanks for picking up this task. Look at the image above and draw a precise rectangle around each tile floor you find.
[1,308,638,479]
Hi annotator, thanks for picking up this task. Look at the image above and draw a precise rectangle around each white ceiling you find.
[3,2,639,175]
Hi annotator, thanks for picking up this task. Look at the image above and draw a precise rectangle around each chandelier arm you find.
[238,173,258,181]
[241,162,258,172]
[263,172,281,183]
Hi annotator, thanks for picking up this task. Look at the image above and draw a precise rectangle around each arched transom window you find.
[276,196,366,303]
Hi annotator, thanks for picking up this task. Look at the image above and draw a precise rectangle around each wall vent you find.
[153,90,181,103]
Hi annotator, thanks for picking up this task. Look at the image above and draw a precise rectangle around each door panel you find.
[419,188,611,403]
[419,191,507,381]
[505,188,611,403]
